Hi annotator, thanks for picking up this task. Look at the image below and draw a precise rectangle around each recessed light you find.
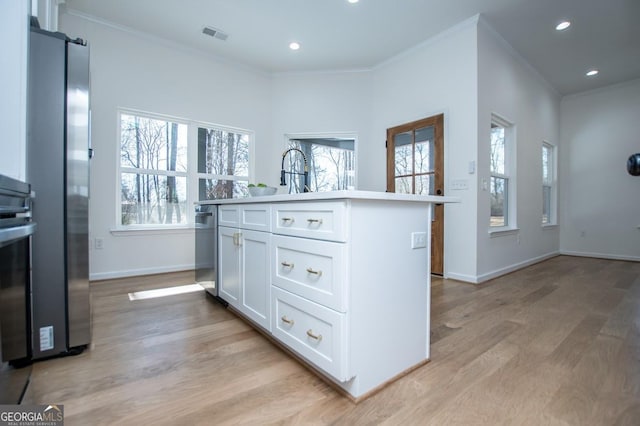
[289,42,300,51]
[348,0,359,3]
[586,69,599,77]
[555,21,571,31]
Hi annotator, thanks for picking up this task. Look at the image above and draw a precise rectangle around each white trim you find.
[90,264,195,281]
[559,250,640,263]
[374,14,480,71]
[477,15,560,98]
[488,227,519,238]
[445,272,480,284]
[446,251,561,284]
[542,224,558,230]
[477,252,560,283]
[283,131,359,191]
[110,226,193,236]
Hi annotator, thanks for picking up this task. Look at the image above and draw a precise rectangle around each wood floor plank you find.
[21,256,640,425]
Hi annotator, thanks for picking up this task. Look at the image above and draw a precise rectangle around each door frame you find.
[386,113,445,275]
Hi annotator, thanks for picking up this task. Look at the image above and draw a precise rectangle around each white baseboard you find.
[476,252,560,283]
[445,272,480,284]
[446,251,561,284]
[559,250,640,263]
[90,263,195,281]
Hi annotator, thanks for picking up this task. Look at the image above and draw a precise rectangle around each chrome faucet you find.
[280,148,310,192]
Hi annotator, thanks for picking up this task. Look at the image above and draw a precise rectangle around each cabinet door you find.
[218,226,241,308]
[240,229,271,330]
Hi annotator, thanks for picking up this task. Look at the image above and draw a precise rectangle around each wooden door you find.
[386,114,444,275]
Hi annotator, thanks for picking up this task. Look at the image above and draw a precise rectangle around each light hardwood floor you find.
[23,256,640,425]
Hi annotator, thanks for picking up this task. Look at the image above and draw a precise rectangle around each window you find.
[120,113,188,226]
[118,110,252,227]
[197,126,250,200]
[542,142,555,225]
[285,136,355,192]
[489,115,514,228]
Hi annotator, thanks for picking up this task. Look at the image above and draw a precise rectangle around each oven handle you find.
[0,223,37,246]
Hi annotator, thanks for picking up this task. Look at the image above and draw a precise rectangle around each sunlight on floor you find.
[128,283,204,301]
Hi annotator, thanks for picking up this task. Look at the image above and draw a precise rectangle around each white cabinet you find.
[218,204,271,331]
[213,195,438,400]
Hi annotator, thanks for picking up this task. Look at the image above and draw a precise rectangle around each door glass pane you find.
[395,176,412,194]
[415,126,434,174]
[490,176,507,227]
[394,131,413,176]
[415,174,434,195]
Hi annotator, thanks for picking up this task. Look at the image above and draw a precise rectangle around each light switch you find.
[468,161,476,174]
[411,232,427,249]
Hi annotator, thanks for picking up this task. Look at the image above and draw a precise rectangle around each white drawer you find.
[271,286,350,382]
[272,201,347,242]
[272,235,347,312]
[240,204,271,232]
[218,205,240,227]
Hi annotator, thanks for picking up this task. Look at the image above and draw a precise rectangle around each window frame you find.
[542,141,557,226]
[115,108,254,231]
[283,132,358,192]
[489,113,517,234]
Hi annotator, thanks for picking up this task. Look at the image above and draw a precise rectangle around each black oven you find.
[0,174,35,404]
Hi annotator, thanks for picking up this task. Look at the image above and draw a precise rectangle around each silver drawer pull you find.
[306,329,322,342]
[281,316,294,325]
[306,267,322,277]
[281,217,295,224]
[306,218,323,225]
[281,262,294,269]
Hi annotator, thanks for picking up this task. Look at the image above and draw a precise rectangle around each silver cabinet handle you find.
[306,329,322,341]
[306,267,322,277]
[281,261,294,269]
[232,232,242,246]
[281,316,294,325]
[281,217,295,224]
[306,218,323,224]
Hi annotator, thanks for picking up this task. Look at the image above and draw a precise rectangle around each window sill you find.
[110,226,194,237]
[488,227,520,238]
[542,224,558,230]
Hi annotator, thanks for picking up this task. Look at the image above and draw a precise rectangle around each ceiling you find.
[62,0,640,96]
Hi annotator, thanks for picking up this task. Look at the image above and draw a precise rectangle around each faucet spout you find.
[280,148,310,192]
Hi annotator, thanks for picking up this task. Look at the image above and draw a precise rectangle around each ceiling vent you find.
[202,26,228,41]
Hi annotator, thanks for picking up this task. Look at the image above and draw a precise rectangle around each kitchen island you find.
[200,190,457,401]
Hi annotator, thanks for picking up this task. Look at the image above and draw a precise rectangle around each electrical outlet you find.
[411,232,427,249]
[95,238,104,250]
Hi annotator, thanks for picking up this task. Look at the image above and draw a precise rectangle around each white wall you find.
[0,0,29,181]
[559,79,640,261]
[270,71,372,189]
[476,20,561,281]
[371,17,479,282]
[59,12,273,280]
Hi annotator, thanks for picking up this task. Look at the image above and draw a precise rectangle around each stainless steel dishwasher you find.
[195,204,226,305]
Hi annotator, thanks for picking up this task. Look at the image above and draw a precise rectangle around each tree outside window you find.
[490,116,513,228]
[120,113,188,226]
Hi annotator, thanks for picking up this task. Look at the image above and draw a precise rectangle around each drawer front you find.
[240,204,271,232]
[272,235,347,312]
[218,205,240,227]
[272,287,350,382]
[272,202,347,242]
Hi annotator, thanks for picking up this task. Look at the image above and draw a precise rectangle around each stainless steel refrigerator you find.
[27,23,91,359]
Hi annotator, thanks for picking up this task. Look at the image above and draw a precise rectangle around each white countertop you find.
[198,190,459,205]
